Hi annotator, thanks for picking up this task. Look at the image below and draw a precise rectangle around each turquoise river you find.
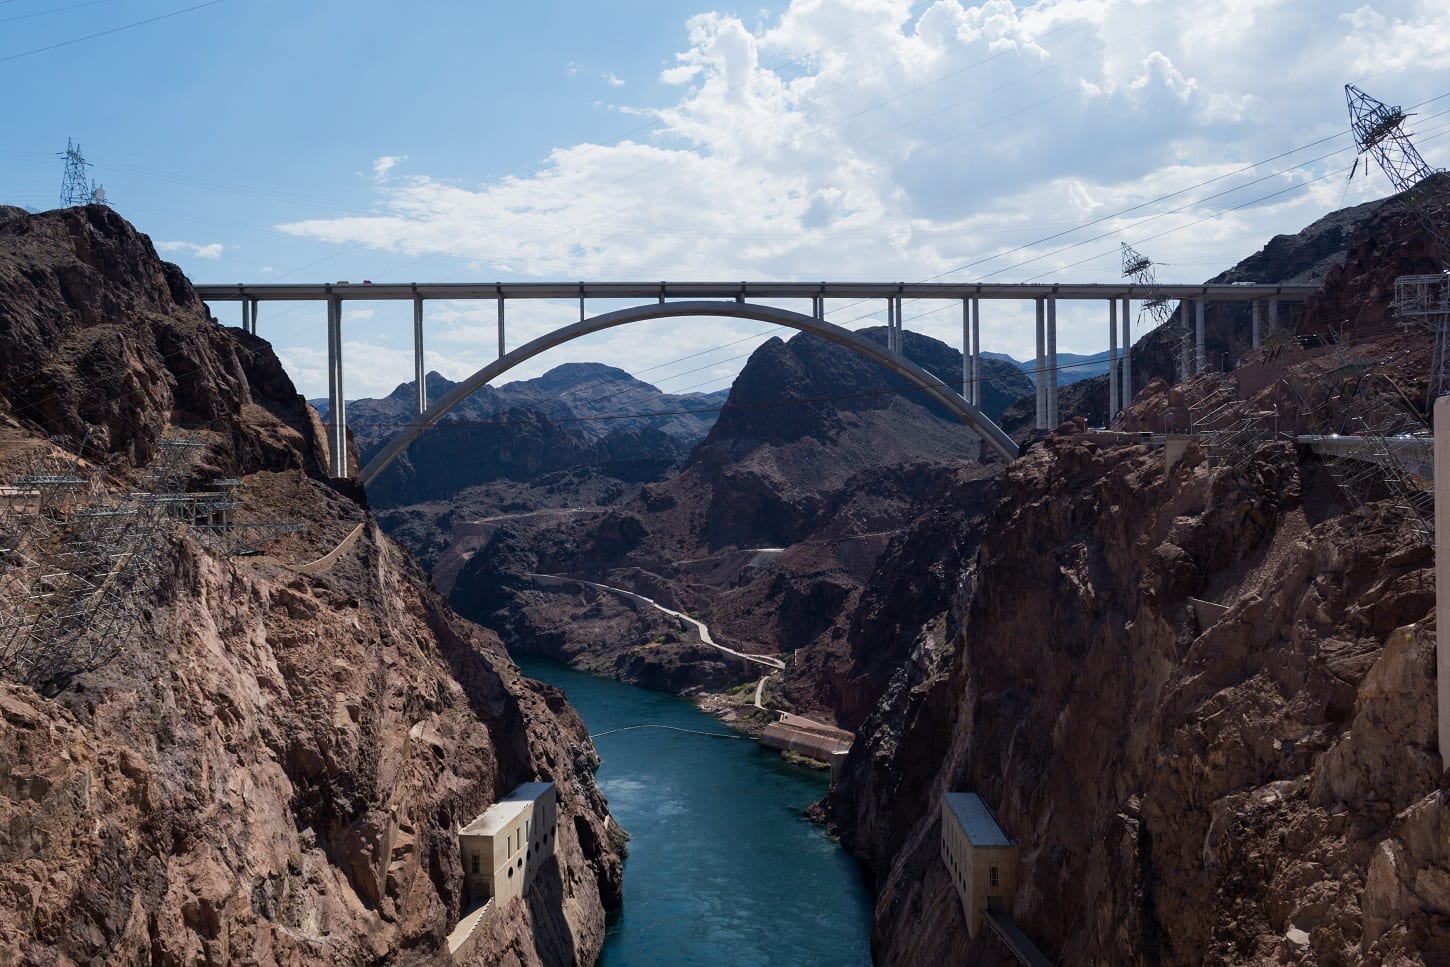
[515,655,874,966]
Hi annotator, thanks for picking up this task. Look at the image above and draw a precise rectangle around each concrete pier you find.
[971,298,981,407]
[1046,296,1059,427]
[1195,298,1207,374]
[1109,299,1119,417]
[413,294,427,415]
[1034,299,1046,430]
[1121,296,1132,407]
[326,295,347,477]
[497,292,506,358]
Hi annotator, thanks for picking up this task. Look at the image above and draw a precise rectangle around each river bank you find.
[514,654,873,966]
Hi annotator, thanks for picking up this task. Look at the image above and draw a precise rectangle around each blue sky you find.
[4,0,1449,401]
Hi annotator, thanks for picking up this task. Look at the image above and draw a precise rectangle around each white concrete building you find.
[458,782,558,908]
[941,792,1019,939]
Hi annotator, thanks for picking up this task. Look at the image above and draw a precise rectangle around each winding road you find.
[527,573,786,671]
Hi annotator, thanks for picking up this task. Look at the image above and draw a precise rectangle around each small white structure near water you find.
[458,781,558,908]
[941,792,1019,939]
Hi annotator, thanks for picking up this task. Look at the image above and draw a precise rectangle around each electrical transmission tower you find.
[57,138,107,208]
[1121,242,1193,380]
[1345,84,1449,403]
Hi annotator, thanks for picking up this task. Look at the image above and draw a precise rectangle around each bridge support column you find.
[326,296,348,478]
[1252,300,1263,349]
[497,294,506,359]
[1195,297,1207,374]
[1109,299,1119,417]
[1046,295,1059,427]
[971,298,981,407]
[1179,302,1192,381]
[1435,395,1450,769]
[962,300,971,403]
[892,295,905,353]
[1034,298,1046,430]
[413,294,427,415]
[1269,297,1279,335]
[1122,297,1132,409]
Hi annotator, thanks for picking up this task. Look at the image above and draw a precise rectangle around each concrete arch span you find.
[356,300,1020,488]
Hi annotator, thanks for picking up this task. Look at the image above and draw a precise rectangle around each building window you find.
[471,855,479,874]
[990,866,1000,887]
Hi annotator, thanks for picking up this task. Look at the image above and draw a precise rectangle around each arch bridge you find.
[194,280,1318,482]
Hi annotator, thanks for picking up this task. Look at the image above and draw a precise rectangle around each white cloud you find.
[272,0,1450,397]
[603,71,626,87]
[1344,2,1450,75]
[372,155,404,180]
[156,240,223,259]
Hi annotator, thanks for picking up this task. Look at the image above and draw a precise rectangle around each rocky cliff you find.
[0,206,621,965]
[822,185,1450,963]
[443,327,1028,708]
[1002,181,1450,436]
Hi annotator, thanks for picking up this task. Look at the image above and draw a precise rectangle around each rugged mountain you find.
[0,204,327,479]
[350,366,726,509]
[820,184,1450,963]
[0,205,621,965]
[984,348,1112,385]
[445,326,1028,705]
[1004,179,1450,436]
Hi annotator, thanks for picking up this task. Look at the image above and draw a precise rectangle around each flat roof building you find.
[941,792,1019,939]
[458,782,558,911]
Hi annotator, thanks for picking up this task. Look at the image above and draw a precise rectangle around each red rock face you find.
[1300,174,1450,340]
[826,418,1444,963]
[823,181,1450,963]
[0,205,328,478]
[0,208,621,965]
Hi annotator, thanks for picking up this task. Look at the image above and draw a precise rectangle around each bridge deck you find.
[195,280,1317,303]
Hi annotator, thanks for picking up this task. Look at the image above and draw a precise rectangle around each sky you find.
[3,0,1449,403]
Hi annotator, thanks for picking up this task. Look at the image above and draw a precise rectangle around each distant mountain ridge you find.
[982,349,1112,386]
[344,365,729,507]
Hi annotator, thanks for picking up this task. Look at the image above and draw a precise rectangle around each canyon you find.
[0,205,621,966]
[2,170,1450,966]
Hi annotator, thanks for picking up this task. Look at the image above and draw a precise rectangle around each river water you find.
[515,655,874,967]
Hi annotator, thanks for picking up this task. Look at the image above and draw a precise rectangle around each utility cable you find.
[0,0,226,64]
[0,0,117,25]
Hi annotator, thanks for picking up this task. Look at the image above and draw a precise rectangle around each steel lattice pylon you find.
[1121,242,1194,381]
[1345,84,1450,404]
[1346,85,1438,194]
[57,139,103,208]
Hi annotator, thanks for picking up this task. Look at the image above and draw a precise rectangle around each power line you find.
[0,0,226,64]
[0,0,117,25]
